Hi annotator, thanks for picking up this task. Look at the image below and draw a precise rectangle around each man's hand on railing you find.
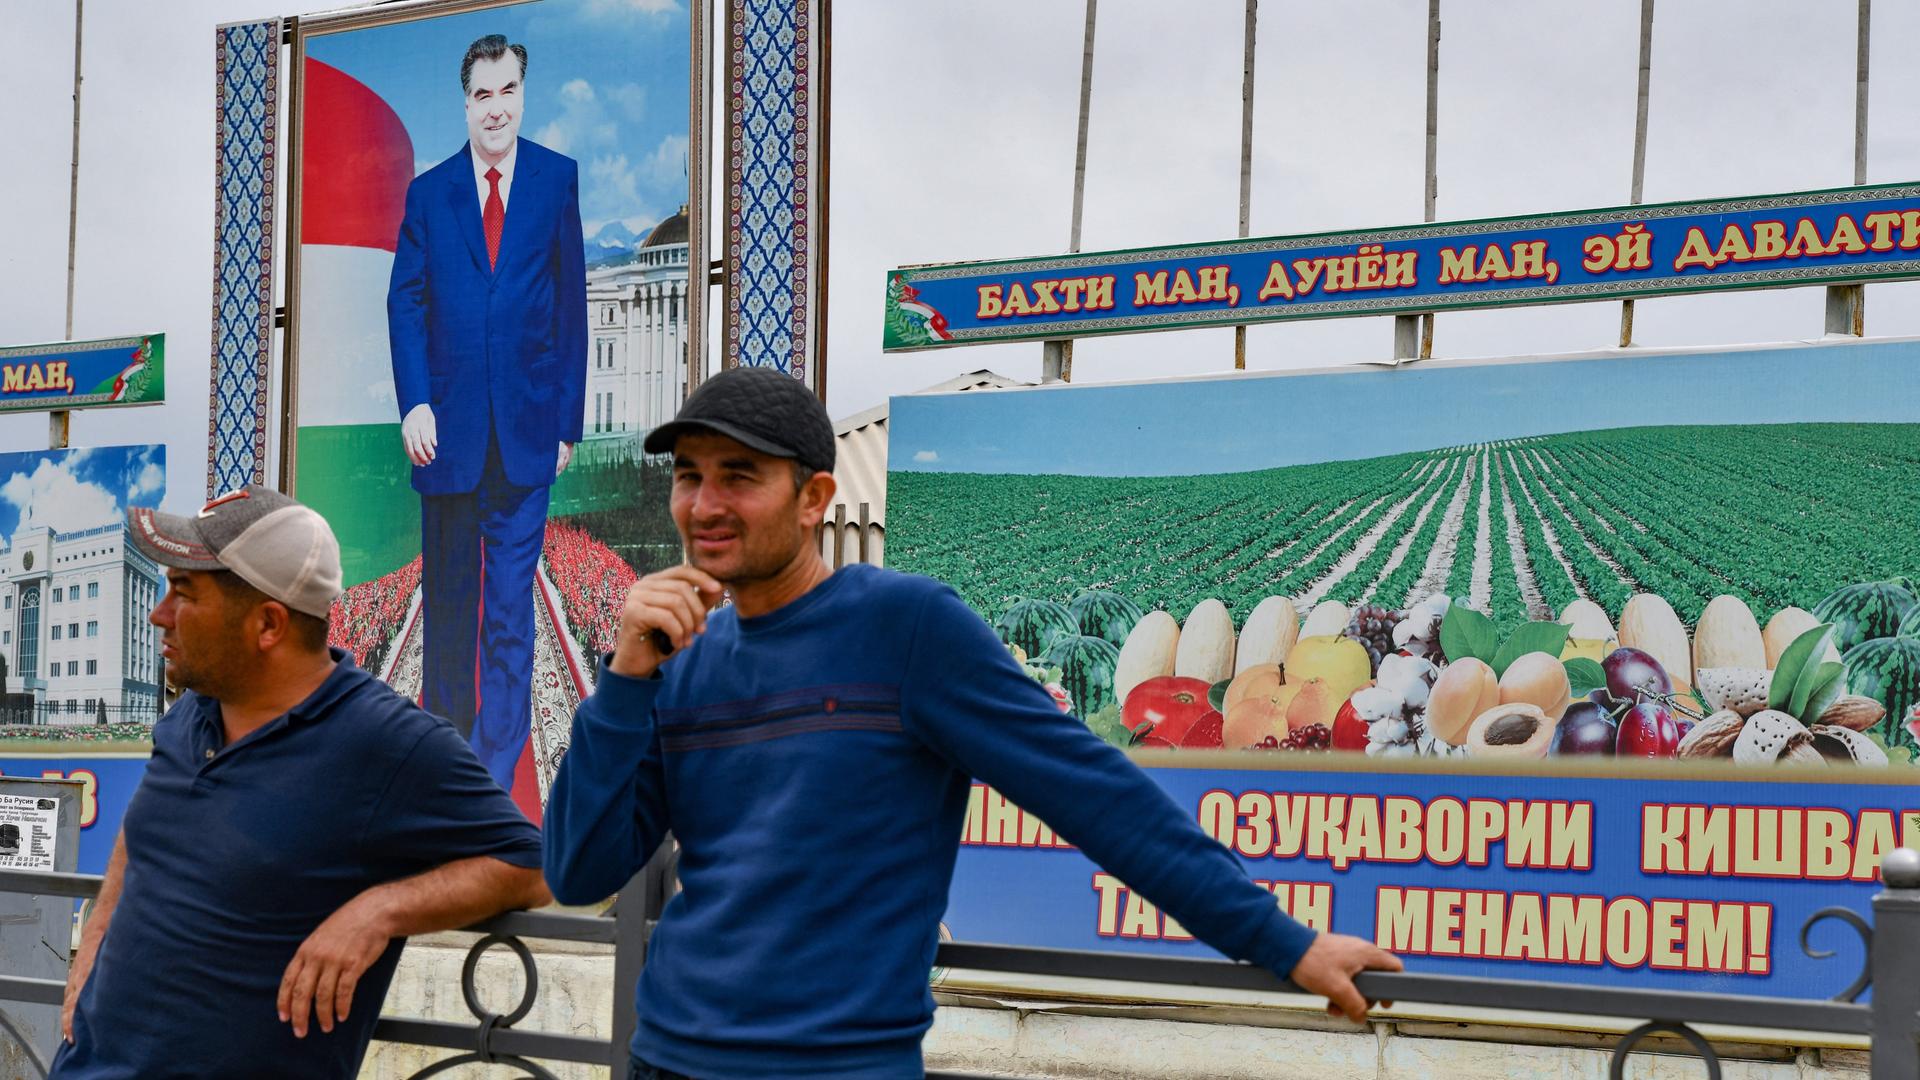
[1287,932,1403,1023]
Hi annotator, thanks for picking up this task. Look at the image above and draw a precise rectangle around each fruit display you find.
[997,569,1920,768]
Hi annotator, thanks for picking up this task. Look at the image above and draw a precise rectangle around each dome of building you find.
[641,205,689,249]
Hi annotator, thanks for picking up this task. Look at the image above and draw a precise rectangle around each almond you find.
[1676,710,1744,758]
[1817,695,1887,733]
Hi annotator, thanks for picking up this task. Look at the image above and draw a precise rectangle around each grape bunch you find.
[1250,724,1333,752]
[1346,604,1407,675]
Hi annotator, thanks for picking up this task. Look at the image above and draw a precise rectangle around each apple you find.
[1123,676,1216,743]
[1331,699,1369,751]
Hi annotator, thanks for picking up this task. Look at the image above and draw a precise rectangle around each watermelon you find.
[1813,579,1920,654]
[1043,633,1121,719]
[1898,603,1920,640]
[1843,636,1920,747]
[995,598,1078,659]
[1070,589,1145,648]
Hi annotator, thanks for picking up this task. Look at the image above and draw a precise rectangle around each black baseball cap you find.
[644,366,836,474]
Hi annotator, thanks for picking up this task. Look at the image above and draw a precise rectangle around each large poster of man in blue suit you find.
[288,0,692,819]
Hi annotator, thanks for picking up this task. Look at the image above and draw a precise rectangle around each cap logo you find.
[198,489,251,518]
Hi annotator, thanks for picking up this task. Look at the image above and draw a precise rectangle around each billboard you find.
[286,0,693,815]
[891,337,1920,995]
[0,335,163,413]
[883,182,1920,350]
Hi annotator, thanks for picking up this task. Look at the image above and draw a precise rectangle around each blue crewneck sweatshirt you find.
[544,565,1316,1078]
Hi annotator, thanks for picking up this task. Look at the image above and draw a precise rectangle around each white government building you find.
[0,514,164,725]
[584,206,691,438]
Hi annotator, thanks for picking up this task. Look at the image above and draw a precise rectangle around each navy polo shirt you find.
[52,651,542,1080]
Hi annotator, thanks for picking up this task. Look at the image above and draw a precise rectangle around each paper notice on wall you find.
[0,794,60,872]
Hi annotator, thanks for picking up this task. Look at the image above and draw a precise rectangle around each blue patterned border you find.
[727,0,816,387]
[209,20,279,497]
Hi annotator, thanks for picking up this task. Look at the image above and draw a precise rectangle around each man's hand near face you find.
[401,404,438,466]
[609,566,726,680]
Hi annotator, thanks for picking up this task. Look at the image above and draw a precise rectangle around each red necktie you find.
[483,166,504,270]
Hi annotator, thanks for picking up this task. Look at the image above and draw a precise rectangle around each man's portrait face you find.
[670,433,825,584]
[465,52,525,161]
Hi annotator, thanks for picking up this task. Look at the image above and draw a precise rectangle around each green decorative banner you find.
[0,334,164,413]
[884,182,1920,350]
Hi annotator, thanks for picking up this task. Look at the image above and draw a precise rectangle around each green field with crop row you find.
[887,422,1920,630]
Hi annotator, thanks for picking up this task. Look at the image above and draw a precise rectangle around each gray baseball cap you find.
[128,485,343,618]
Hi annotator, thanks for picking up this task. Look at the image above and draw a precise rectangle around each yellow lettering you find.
[1195,265,1231,302]
[976,285,1004,319]
[1084,275,1116,310]
[1376,887,1429,952]
[1257,260,1295,301]
[1134,271,1169,307]
[1673,227,1717,271]
[1548,894,1603,964]
[1438,246,1479,284]
[1828,214,1868,254]
[1642,804,1683,872]
[1752,221,1788,260]
[1383,251,1418,287]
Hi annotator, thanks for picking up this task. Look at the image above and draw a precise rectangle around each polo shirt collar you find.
[286,648,370,725]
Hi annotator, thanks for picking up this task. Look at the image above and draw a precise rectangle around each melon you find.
[1843,636,1920,745]
[1619,593,1692,692]
[1299,600,1350,639]
[1693,595,1765,673]
[1234,596,1299,674]
[1069,590,1144,649]
[1814,579,1920,655]
[994,598,1078,660]
[1174,599,1237,685]
[1114,611,1180,706]
[1043,633,1121,719]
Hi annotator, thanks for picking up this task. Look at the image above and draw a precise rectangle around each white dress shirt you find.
[472,140,519,213]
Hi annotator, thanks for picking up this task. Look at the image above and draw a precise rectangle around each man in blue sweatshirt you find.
[544,366,1401,1079]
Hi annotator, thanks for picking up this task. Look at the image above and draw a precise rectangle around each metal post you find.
[856,501,871,564]
[1041,339,1071,384]
[610,845,677,1079]
[1046,0,1097,384]
[1397,0,1439,361]
[1827,0,1870,336]
[831,504,846,568]
[1233,0,1256,371]
[1619,0,1654,347]
[54,0,84,451]
[1871,847,1920,1079]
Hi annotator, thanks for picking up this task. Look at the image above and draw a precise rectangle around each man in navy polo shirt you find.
[52,486,548,1079]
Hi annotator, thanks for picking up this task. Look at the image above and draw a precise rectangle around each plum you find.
[1615,702,1682,758]
[1603,647,1673,705]
[1550,700,1617,755]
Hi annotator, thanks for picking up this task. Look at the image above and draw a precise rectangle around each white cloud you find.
[606,83,649,122]
[643,134,690,191]
[131,461,164,500]
[1,457,119,534]
[587,154,643,216]
[531,78,619,159]
[913,450,939,463]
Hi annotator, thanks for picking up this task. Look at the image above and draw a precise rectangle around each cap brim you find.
[127,508,225,571]
[643,418,799,461]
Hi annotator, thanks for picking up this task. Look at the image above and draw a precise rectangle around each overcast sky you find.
[5,0,1920,515]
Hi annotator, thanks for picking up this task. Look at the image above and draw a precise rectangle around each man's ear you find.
[797,470,838,529]
[255,600,294,653]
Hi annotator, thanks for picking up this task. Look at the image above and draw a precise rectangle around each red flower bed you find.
[543,521,638,656]
[328,556,423,672]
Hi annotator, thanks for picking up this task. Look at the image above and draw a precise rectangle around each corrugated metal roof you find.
[827,371,1025,556]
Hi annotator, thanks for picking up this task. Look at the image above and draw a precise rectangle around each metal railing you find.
[2,850,1917,1078]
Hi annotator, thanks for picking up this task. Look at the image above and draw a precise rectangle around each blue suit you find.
[388,138,586,792]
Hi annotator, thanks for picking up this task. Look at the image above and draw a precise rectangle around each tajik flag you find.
[296,58,412,429]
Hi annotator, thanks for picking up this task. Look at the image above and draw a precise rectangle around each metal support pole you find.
[610,845,678,1079]
[54,0,84,451]
[1870,848,1920,1079]
[1233,0,1256,371]
[1045,0,1097,384]
[1619,0,1654,347]
[1041,340,1071,384]
[1827,0,1869,336]
[1396,0,1439,362]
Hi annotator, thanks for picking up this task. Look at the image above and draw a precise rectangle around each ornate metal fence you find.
[1,851,1917,1078]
